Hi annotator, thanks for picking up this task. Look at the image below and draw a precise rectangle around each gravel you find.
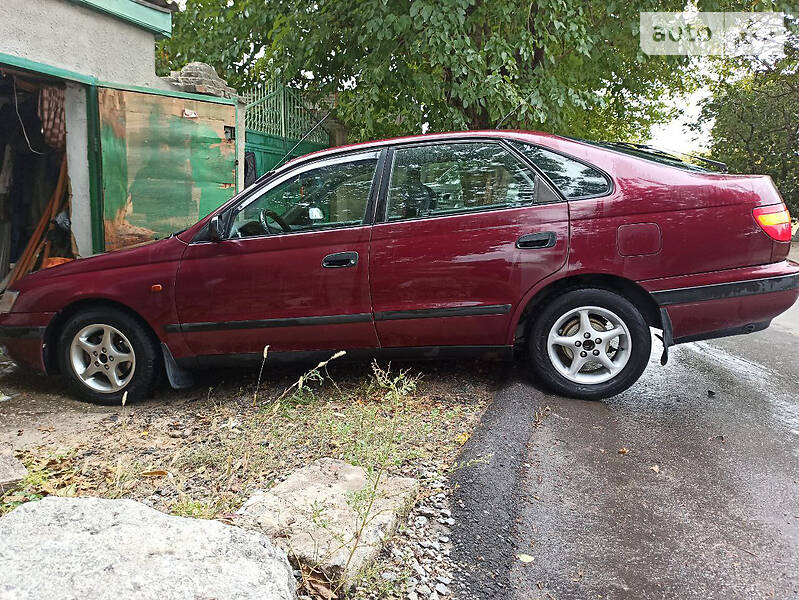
[351,462,458,600]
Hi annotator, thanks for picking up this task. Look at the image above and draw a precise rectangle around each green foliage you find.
[156,0,273,90]
[159,0,781,143]
[259,0,704,141]
[700,31,798,214]
[170,497,218,519]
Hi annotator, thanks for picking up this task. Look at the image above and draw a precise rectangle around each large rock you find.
[0,445,26,493]
[163,62,236,99]
[0,497,295,600]
[237,458,418,584]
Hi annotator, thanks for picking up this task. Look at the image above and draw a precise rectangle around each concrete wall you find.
[0,0,169,89]
[64,82,93,257]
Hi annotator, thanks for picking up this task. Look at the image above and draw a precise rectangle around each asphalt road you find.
[451,257,799,599]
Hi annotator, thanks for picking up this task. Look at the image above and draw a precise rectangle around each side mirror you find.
[209,215,224,242]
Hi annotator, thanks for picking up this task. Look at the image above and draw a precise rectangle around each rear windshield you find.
[574,139,724,173]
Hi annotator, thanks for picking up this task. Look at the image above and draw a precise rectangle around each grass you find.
[0,356,496,594]
[0,449,78,515]
[172,360,479,500]
[170,497,219,519]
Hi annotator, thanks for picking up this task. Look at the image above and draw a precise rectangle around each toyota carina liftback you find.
[1,131,797,403]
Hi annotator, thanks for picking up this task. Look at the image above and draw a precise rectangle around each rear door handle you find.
[322,251,359,268]
[517,232,557,249]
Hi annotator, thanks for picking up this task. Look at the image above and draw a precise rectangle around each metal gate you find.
[243,82,329,178]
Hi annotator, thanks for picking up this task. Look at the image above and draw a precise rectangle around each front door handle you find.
[322,251,359,268]
[517,232,557,249]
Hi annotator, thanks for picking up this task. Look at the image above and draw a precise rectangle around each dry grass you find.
[1,358,497,522]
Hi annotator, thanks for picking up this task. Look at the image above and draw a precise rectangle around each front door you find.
[174,151,382,359]
[369,139,569,349]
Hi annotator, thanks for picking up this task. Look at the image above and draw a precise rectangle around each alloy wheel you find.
[546,305,632,384]
[69,324,136,393]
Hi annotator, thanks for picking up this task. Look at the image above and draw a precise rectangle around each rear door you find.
[369,139,569,349]
[173,151,383,359]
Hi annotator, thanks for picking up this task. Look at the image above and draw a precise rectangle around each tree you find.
[156,0,272,91]
[159,0,779,143]
[258,0,701,141]
[699,31,798,214]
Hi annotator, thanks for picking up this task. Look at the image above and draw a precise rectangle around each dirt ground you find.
[0,353,502,520]
[0,351,505,598]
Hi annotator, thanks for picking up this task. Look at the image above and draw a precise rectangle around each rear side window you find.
[385,141,542,221]
[510,141,611,199]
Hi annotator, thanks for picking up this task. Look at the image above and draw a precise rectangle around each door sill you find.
[177,345,514,369]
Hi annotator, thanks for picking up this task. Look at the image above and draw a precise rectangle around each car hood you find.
[11,237,188,292]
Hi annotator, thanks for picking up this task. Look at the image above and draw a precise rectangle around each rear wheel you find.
[529,288,651,400]
[58,308,162,404]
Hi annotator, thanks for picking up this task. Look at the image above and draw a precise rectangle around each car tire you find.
[529,288,651,400]
[58,308,162,404]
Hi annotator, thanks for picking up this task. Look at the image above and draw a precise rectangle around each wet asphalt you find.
[451,273,799,599]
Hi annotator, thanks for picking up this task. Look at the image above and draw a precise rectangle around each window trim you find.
[221,149,383,241]
[375,138,555,224]
[506,140,614,201]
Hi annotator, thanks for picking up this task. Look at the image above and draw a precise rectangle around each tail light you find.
[753,204,792,241]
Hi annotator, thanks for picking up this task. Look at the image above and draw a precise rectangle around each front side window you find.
[231,154,378,238]
[385,142,540,221]
[510,141,611,199]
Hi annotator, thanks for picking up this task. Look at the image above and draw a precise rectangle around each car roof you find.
[274,129,570,174]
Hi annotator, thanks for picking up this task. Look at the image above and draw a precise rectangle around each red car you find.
[1,131,797,403]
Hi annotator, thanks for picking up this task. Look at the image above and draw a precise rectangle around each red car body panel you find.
[173,226,378,359]
[1,130,798,378]
[639,260,799,340]
[0,311,54,371]
[2,237,192,364]
[369,202,569,348]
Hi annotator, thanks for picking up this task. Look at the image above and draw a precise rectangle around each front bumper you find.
[0,312,55,372]
[642,261,799,344]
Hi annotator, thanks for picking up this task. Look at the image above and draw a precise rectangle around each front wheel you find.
[58,308,162,404]
[529,288,651,400]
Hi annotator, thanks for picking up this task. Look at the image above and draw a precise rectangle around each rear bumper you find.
[0,312,54,373]
[642,261,799,344]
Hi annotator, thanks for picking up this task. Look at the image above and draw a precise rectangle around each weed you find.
[7,355,490,597]
[252,345,270,407]
[449,453,494,473]
[275,351,346,405]
[170,497,218,519]
[0,448,79,515]
[333,362,418,592]
[286,384,317,407]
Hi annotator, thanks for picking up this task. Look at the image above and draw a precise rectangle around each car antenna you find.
[266,109,333,176]
[496,87,539,129]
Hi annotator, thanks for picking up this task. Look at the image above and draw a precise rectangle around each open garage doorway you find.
[0,69,75,289]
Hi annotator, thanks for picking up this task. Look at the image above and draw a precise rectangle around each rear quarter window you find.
[510,141,611,199]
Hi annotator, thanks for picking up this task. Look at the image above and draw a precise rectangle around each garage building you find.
[0,0,245,287]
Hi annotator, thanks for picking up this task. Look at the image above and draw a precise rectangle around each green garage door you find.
[99,87,236,251]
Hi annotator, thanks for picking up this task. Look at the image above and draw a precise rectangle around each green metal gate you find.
[243,83,329,177]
